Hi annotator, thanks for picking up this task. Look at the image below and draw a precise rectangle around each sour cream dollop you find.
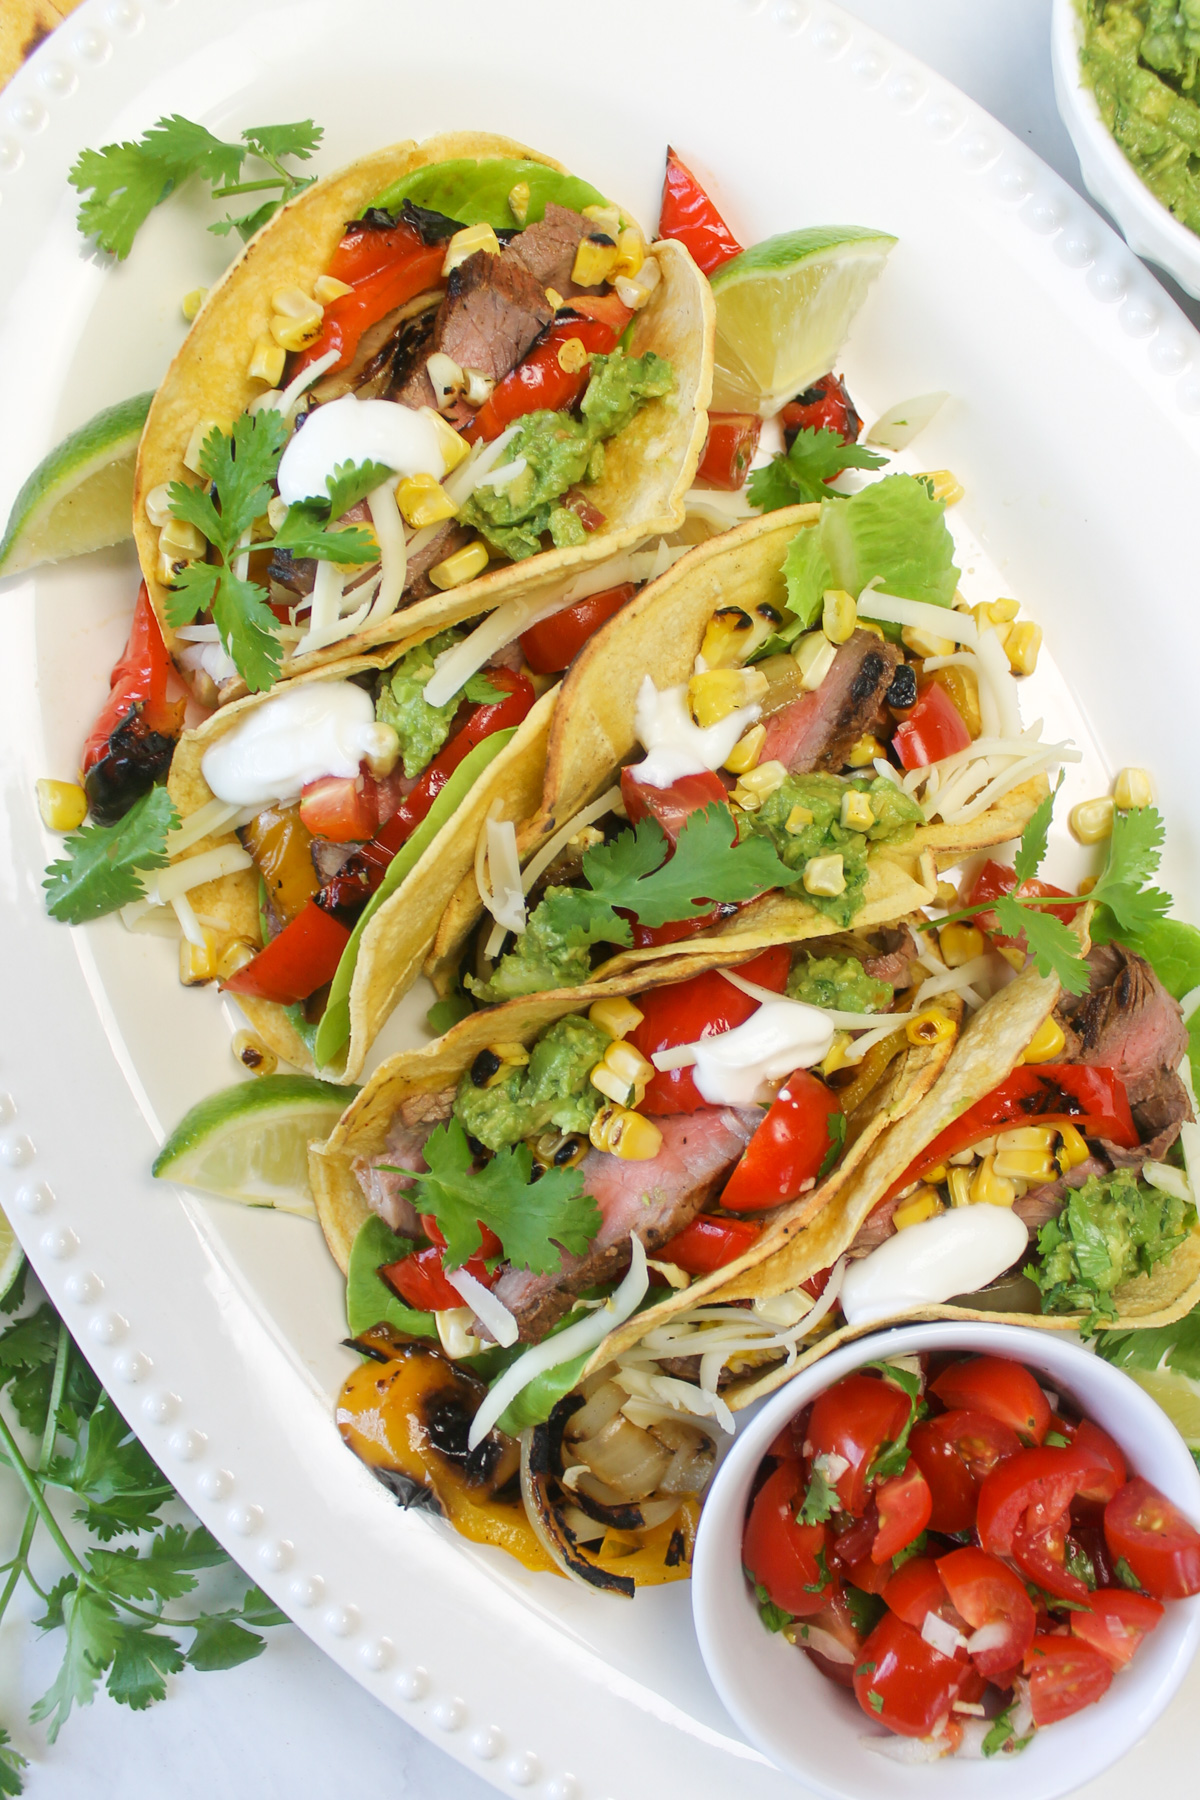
[839,1205,1028,1327]
[201,680,383,807]
[629,676,759,788]
[276,394,447,504]
[690,999,836,1106]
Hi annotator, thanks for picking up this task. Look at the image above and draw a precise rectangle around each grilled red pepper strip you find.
[657,148,744,275]
[377,668,535,853]
[81,582,185,824]
[223,898,351,1005]
[519,583,637,675]
[697,414,762,489]
[780,373,863,447]
[464,316,624,443]
[292,225,446,378]
[658,1214,762,1276]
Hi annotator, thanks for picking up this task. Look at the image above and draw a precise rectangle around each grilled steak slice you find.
[311,839,359,884]
[405,519,472,599]
[491,1107,761,1342]
[432,248,553,385]
[759,630,902,774]
[354,1088,456,1236]
[862,926,921,991]
[505,203,590,295]
[1055,944,1189,1106]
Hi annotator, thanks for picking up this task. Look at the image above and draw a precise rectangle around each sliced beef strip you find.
[862,926,922,990]
[491,1107,761,1343]
[312,839,359,884]
[404,518,473,601]
[758,630,903,775]
[1054,943,1189,1106]
[431,248,553,385]
[504,204,591,295]
[353,1088,456,1237]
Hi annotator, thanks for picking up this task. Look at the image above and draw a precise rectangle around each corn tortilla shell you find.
[134,133,714,686]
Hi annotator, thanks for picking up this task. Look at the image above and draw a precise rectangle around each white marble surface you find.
[6,3,1195,1795]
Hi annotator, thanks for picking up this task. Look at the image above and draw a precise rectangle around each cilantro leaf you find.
[42,788,178,926]
[241,120,323,163]
[1099,1302,1200,1380]
[817,1110,847,1180]
[69,142,178,259]
[140,116,246,185]
[237,1584,290,1630]
[106,1626,185,1710]
[89,1524,225,1604]
[30,1584,122,1742]
[274,457,394,553]
[1115,1556,1143,1590]
[983,1704,1035,1757]
[802,1543,832,1594]
[753,1581,793,1633]
[1090,806,1172,936]
[584,803,798,928]
[0,1728,27,1797]
[50,1393,173,1540]
[867,1688,884,1715]
[747,427,886,512]
[464,671,508,705]
[992,894,1092,995]
[843,1585,886,1639]
[1013,771,1063,885]
[186,1617,268,1673]
[866,1362,925,1480]
[797,1466,839,1524]
[191,409,288,554]
[408,1118,600,1274]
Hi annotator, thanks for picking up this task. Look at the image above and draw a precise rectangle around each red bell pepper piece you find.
[464,315,624,443]
[657,148,743,275]
[382,1218,502,1314]
[697,414,763,490]
[779,373,862,446]
[518,583,636,674]
[223,898,351,1005]
[292,225,446,379]
[657,1214,762,1276]
[82,582,182,774]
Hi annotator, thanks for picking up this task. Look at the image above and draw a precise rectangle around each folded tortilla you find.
[134,132,714,693]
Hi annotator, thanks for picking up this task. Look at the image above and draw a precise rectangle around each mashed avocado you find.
[1030,1167,1195,1329]
[745,773,923,930]
[467,887,628,1003]
[461,349,674,561]
[787,954,892,1014]
[454,1014,608,1151]
[375,632,509,778]
[1081,0,1200,234]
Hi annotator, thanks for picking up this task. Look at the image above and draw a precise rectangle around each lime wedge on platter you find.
[0,389,154,578]
[0,1204,24,1306]
[152,1074,356,1218]
[1125,1366,1200,1450]
[709,226,895,414]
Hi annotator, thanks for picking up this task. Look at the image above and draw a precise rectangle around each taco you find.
[309,933,961,1587]
[133,132,713,703]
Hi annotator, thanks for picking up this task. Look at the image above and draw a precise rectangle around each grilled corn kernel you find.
[994,1147,1058,1184]
[1058,1123,1091,1171]
[36,779,87,832]
[507,180,531,226]
[935,880,959,908]
[429,540,489,590]
[590,1039,656,1108]
[1020,1015,1067,1065]
[803,854,846,898]
[216,939,257,982]
[443,223,502,275]
[144,483,173,529]
[901,623,956,659]
[532,1130,589,1170]
[462,368,495,407]
[938,922,985,967]
[996,943,1027,972]
[734,758,788,800]
[157,549,187,586]
[613,225,646,279]
[179,934,217,986]
[484,1042,530,1088]
[1004,620,1042,676]
[360,723,401,778]
[730,783,761,812]
[1114,766,1154,811]
[582,203,623,239]
[821,1031,854,1076]
[420,405,472,474]
[971,597,1020,630]
[724,726,768,776]
[1069,797,1114,845]
[589,996,644,1039]
[970,1153,1017,1208]
[906,1009,957,1047]
[159,518,206,560]
[232,1028,277,1076]
[314,274,353,304]
[267,495,289,532]
[689,666,769,728]
[838,790,875,834]
[614,258,661,310]
[425,350,465,408]
[183,418,226,475]
[589,1103,663,1160]
[794,631,838,691]
[700,603,781,668]
[249,338,286,385]
[181,286,207,321]
[923,1165,949,1185]
[572,233,619,287]
[822,589,858,644]
[996,1126,1058,1153]
[557,335,591,375]
[786,803,815,833]
[894,1187,943,1229]
[270,311,324,352]
[947,1167,975,1208]
[846,734,886,768]
[396,472,458,529]
[545,287,565,311]
[272,285,323,323]
[918,469,964,506]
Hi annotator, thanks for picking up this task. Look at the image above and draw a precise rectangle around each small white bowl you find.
[1051,0,1200,300]
[692,1320,1200,1800]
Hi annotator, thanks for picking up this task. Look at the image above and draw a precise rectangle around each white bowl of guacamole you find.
[1052,0,1200,300]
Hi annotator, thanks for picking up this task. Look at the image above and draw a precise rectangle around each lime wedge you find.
[709,227,896,414]
[0,390,154,578]
[0,1205,24,1306]
[152,1074,357,1217]
[1126,1367,1200,1448]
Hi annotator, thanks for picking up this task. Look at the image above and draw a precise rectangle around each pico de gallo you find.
[743,1352,1200,1757]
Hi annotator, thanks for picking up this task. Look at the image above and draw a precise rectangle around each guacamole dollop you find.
[745,773,923,930]
[1081,0,1200,234]
[1030,1167,1195,1330]
[454,1014,608,1151]
[787,954,893,1014]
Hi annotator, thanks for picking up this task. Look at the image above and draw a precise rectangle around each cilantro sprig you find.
[796,1465,839,1525]
[0,1269,287,1784]
[164,415,387,692]
[865,1361,926,1482]
[583,802,801,928]
[69,116,323,259]
[747,427,887,513]
[43,787,178,925]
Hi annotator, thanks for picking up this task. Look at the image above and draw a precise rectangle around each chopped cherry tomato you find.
[808,1374,911,1516]
[1070,1587,1164,1668]
[937,1546,1036,1678]
[465,315,624,442]
[930,1356,1051,1445]
[780,373,862,447]
[629,908,733,950]
[1023,1633,1113,1725]
[921,1408,1021,1485]
[518,583,637,674]
[882,1557,951,1628]
[829,1509,878,1574]
[910,1418,979,1534]
[630,947,791,1114]
[620,767,730,844]
[798,1587,867,1688]
[1073,1420,1127,1505]
[845,1554,892,1596]
[299,772,379,843]
[657,1214,762,1275]
[872,1460,932,1563]
[1105,1476,1200,1599]
[853,1612,967,1738]
[742,1460,835,1616]
[657,147,743,275]
[222,897,350,1005]
[977,1446,1105,1602]
[892,677,972,771]
[697,413,762,489]
[294,228,446,377]
[82,582,185,823]
[967,858,1083,956]
[720,1071,844,1212]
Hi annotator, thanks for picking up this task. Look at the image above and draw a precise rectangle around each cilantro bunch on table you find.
[0,1262,288,1789]
[69,116,323,259]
